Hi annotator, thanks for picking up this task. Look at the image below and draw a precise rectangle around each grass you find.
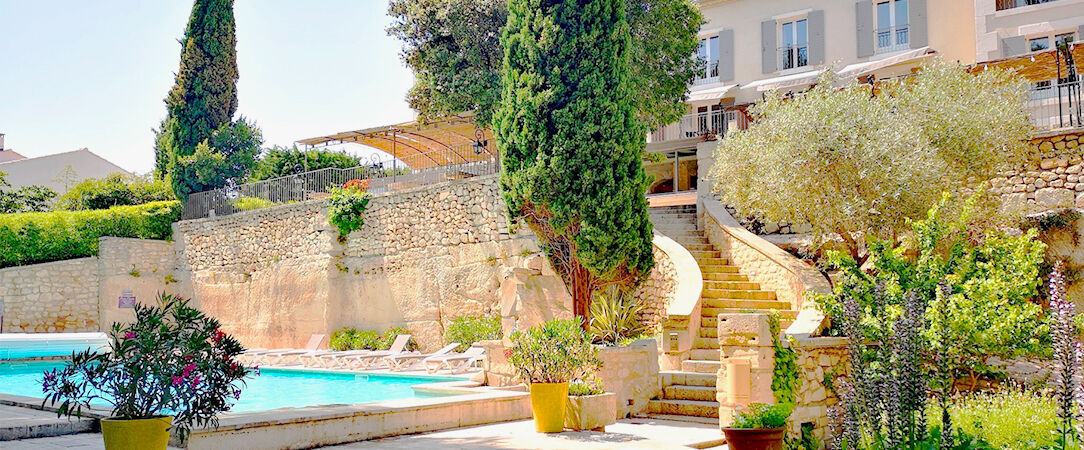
[928,388,1059,449]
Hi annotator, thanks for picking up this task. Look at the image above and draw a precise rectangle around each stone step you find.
[664,385,717,402]
[663,233,706,241]
[704,281,760,291]
[702,301,791,313]
[702,289,777,301]
[694,337,720,349]
[689,349,720,361]
[699,265,740,274]
[703,272,749,282]
[682,243,716,252]
[641,413,719,426]
[660,371,718,387]
[681,359,721,373]
[689,251,722,260]
[676,238,711,246]
[647,399,720,419]
[694,257,730,266]
[653,223,698,231]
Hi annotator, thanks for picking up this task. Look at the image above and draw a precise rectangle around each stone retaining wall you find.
[0,258,99,333]
[993,130,1084,214]
[634,243,678,330]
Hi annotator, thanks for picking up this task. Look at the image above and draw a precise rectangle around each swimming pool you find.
[0,361,466,412]
[0,332,109,359]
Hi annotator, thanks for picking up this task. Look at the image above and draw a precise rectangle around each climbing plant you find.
[768,311,800,406]
[328,179,372,239]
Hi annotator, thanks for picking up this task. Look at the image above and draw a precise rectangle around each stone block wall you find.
[633,243,678,330]
[97,238,175,329]
[0,258,99,333]
[992,130,1084,213]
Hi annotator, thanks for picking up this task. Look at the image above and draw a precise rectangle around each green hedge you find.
[0,201,182,268]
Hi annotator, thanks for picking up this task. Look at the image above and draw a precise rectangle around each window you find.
[875,0,908,53]
[779,19,808,70]
[694,36,720,85]
[1030,37,1050,52]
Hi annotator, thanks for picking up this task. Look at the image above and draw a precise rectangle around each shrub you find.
[57,174,175,211]
[329,328,357,351]
[507,318,601,384]
[378,326,416,351]
[0,200,182,267]
[249,146,362,181]
[568,376,606,396]
[731,403,791,429]
[230,196,275,211]
[588,285,646,345]
[350,330,381,350]
[42,293,252,439]
[0,170,56,213]
[445,314,502,352]
[328,179,371,237]
[926,389,1058,449]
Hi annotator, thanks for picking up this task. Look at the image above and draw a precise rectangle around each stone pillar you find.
[716,313,776,429]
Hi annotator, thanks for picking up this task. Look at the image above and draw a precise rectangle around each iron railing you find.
[996,0,1060,11]
[648,109,747,143]
[875,25,910,54]
[778,45,809,71]
[693,59,720,86]
[182,142,498,220]
[1026,78,1084,130]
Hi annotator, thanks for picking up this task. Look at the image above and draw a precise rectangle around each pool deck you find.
[7,418,727,449]
[0,404,96,441]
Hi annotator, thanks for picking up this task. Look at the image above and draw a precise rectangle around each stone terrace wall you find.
[634,243,677,330]
[0,258,99,333]
[991,130,1084,213]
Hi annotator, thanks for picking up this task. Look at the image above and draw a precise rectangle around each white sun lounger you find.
[342,335,415,370]
[383,343,461,372]
[305,349,372,368]
[255,334,327,366]
[424,346,485,374]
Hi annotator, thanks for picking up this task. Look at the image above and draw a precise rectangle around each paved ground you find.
[0,404,96,441]
[5,418,726,449]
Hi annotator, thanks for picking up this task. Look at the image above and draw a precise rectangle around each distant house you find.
[0,144,131,194]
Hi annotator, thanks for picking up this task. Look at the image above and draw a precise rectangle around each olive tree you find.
[710,61,1031,262]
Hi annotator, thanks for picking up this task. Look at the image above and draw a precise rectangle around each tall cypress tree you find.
[155,0,239,180]
[494,0,654,321]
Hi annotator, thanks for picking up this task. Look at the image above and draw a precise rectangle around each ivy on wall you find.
[328,179,372,240]
[769,311,800,406]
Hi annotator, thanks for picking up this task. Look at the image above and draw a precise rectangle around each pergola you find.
[296,114,496,170]
[970,44,1084,81]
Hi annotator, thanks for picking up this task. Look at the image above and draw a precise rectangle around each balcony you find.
[996,0,1061,11]
[1027,78,1084,130]
[693,59,720,86]
[875,25,910,54]
[648,109,747,145]
[778,45,808,71]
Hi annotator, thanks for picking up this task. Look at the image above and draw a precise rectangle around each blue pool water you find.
[0,361,465,412]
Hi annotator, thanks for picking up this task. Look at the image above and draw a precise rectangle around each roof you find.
[296,114,496,170]
[0,148,131,193]
[0,149,26,163]
[971,44,1084,81]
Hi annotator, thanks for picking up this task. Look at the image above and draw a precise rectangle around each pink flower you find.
[213,330,226,343]
[503,349,512,359]
[182,363,196,378]
[233,388,242,400]
[189,375,201,388]
[171,376,183,387]
[123,332,136,340]
[254,366,260,376]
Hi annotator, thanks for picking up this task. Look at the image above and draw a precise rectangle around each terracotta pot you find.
[101,416,172,450]
[565,392,617,431]
[722,426,786,450]
[529,382,569,433]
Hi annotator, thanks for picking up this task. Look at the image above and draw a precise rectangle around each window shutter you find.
[1078,25,1084,42]
[808,10,826,65]
[761,20,777,73]
[909,0,928,48]
[718,29,735,82]
[856,1,875,58]
[1000,35,1027,57]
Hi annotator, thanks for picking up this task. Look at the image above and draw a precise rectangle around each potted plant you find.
[507,318,602,433]
[565,376,616,431]
[42,293,252,450]
[722,403,791,450]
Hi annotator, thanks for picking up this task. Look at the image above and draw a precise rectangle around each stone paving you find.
[5,418,726,449]
[0,404,96,441]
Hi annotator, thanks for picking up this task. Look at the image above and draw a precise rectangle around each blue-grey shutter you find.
[1078,25,1084,43]
[761,20,777,73]
[1001,35,1027,57]
[718,29,735,82]
[808,10,826,65]
[856,1,875,58]
[909,0,928,48]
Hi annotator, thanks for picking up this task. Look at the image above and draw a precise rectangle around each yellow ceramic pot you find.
[100,416,173,450]
[529,382,569,433]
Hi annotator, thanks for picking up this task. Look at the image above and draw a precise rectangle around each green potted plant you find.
[722,403,791,450]
[565,376,616,431]
[42,293,252,450]
[507,318,602,433]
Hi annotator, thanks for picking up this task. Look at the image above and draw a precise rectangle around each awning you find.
[743,69,826,92]
[296,113,495,170]
[687,84,739,103]
[838,46,936,80]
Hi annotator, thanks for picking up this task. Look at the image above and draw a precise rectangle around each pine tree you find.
[494,0,654,322]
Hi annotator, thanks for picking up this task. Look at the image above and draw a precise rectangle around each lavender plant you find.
[1049,262,1080,449]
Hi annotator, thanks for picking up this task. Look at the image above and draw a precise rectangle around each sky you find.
[0,0,416,175]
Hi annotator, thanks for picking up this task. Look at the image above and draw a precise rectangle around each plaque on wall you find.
[118,290,136,308]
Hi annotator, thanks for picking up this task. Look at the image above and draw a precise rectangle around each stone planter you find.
[722,427,786,450]
[565,392,617,431]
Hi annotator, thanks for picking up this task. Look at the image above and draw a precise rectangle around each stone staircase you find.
[645,205,797,424]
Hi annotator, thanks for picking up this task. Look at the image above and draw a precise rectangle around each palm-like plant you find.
[588,286,646,345]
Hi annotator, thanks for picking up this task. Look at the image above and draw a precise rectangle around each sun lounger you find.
[342,334,415,370]
[255,334,327,366]
[424,346,485,374]
[305,349,372,368]
[383,343,461,372]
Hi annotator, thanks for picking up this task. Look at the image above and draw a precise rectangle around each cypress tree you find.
[494,0,654,321]
[155,0,239,179]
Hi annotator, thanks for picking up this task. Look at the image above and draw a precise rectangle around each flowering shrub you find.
[445,314,502,352]
[568,376,606,396]
[731,403,791,429]
[1048,262,1082,448]
[507,318,601,384]
[328,178,371,237]
[42,293,251,439]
